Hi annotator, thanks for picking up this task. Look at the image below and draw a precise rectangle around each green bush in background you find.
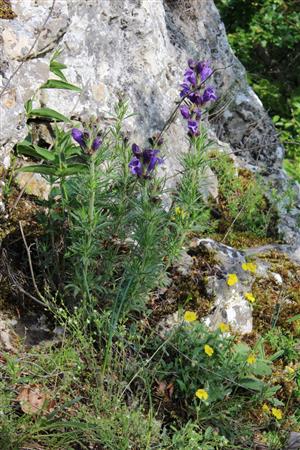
[215,0,300,181]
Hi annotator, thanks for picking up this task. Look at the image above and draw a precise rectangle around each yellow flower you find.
[247,354,256,365]
[227,273,238,286]
[184,311,197,322]
[245,292,256,303]
[204,344,214,357]
[285,366,295,375]
[195,388,209,401]
[271,408,283,420]
[219,322,230,333]
[242,262,257,273]
[262,404,270,414]
[174,206,186,219]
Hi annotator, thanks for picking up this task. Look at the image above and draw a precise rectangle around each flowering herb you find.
[71,128,102,154]
[271,407,283,420]
[227,273,238,286]
[179,59,217,136]
[247,354,257,365]
[245,292,256,303]
[218,322,230,333]
[242,262,257,273]
[195,388,209,401]
[204,344,214,357]
[128,144,163,178]
[184,311,197,322]
[262,403,270,414]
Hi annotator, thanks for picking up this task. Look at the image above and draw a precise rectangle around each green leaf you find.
[17,141,56,162]
[50,67,67,81]
[251,360,272,377]
[238,377,265,392]
[50,60,67,81]
[287,314,300,323]
[17,165,58,176]
[29,108,70,123]
[58,164,88,176]
[24,99,32,114]
[41,79,81,92]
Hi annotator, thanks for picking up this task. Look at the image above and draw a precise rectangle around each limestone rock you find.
[192,239,257,334]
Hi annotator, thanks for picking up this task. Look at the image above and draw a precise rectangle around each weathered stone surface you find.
[193,239,256,334]
[0,0,299,241]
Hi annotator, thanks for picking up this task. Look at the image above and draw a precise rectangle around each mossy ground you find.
[0,0,16,19]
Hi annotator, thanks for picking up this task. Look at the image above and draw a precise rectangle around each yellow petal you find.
[242,262,257,273]
[195,388,208,400]
[204,344,214,357]
[227,273,238,286]
[262,404,270,414]
[245,292,256,303]
[184,311,197,322]
[271,408,283,420]
[219,322,230,333]
[247,354,256,365]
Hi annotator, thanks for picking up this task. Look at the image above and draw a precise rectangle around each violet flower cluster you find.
[71,128,102,154]
[179,60,217,136]
[128,144,163,178]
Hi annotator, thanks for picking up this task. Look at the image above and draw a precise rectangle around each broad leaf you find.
[238,377,265,392]
[41,79,81,92]
[17,141,56,162]
[29,108,70,123]
[251,360,272,376]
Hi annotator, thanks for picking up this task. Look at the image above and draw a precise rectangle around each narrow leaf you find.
[17,165,58,176]
[59,164,88,176]
[287,314,300,323]
[41,79,81,92]
[24,99,33,114]
[50,67,67,81]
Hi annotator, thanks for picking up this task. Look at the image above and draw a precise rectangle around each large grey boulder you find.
[0,0,299,243]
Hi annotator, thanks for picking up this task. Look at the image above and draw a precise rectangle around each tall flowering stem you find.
[152,62,231,147]
[71,127,103,307]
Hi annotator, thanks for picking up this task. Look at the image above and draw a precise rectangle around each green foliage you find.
[215,0,300,180]
[168,423,232,449]
[265,327,299,363]
[157,321,273,407]
[210,152,275,236]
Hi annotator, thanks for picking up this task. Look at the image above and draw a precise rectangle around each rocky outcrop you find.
[0,0,299,240]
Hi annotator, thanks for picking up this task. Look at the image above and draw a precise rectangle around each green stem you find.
[83,155,96,307]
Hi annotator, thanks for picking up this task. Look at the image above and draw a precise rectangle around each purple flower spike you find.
[180,105,190,119]
[71,128,86,148]
[184,68,197,86]
[187,120,199,136]
[196,61,213,82]
[195,108,202,120]
[132,143,142,157]
[142,148,160,164]
[129,157,143,177]
[201,86,217,103]
[188,59,197,69]
[92,136,102,151]
[147,155,164,174]
[188,92,202,105]
[180,82,191,98]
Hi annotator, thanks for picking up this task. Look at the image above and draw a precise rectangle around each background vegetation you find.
[215,0,300,181]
